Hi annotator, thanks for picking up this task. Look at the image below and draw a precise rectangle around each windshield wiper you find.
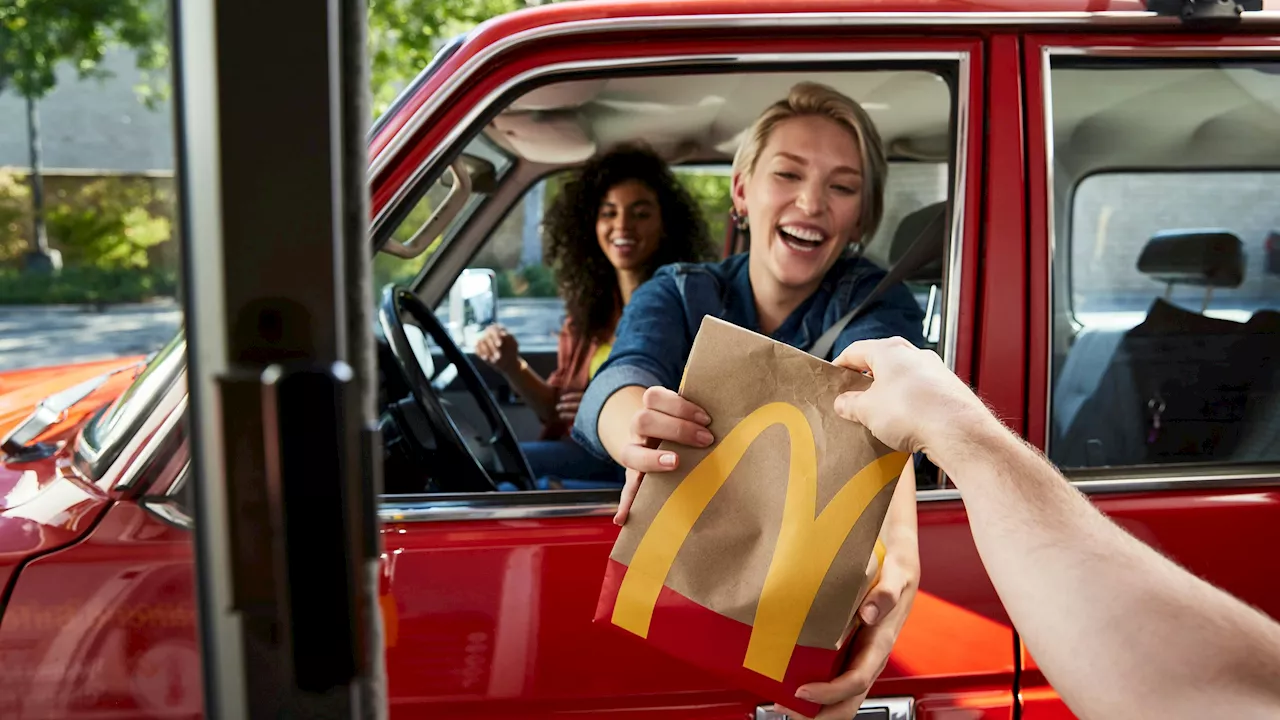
[1,361,146,463]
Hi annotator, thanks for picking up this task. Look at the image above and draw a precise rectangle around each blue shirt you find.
[570,252,926,460]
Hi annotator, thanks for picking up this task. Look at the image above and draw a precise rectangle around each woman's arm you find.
[571,267,702,459]
[504,359,560,426]
[475,325,560,424]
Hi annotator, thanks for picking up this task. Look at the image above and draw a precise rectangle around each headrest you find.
[889,201,947,283]
[1137,230,1244,289]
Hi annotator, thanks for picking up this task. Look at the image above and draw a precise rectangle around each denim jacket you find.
[570,252,925,460]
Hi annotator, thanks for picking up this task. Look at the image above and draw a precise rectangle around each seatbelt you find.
[807,209,946,360]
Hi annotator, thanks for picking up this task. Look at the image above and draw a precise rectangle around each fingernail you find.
[794,687,815,702]
[659,453,677,468]
[695,429,713,446]
[694,411,711,425]
[861,605,880,625]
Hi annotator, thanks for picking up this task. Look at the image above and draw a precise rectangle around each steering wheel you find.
[378,285,534,492]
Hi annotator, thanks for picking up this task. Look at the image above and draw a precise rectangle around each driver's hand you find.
[613,386,713,525]
[556,391,583,425]
[474,324,522,377]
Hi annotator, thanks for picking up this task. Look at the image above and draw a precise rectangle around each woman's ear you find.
[730,171,749,215]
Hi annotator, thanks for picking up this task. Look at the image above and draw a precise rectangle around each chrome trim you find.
[168,458,192,498]
[1041,44,1059,458]
[919,486,963,503]
[1071,467,1280,495]
[373,50,965,235]
[141,496,194,530]
[941,52,970,373]
[372,470,1280,523]
[369,7,1251,181]
[380,496,618,523]
[756,695,913,719]
[1039,44,1280,468]
[93,370,186,492]
[112,392,188,492]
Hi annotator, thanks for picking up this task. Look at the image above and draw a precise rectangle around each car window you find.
[442,167,735,354]
[1046,58,1280,472]
[373,134,514,297]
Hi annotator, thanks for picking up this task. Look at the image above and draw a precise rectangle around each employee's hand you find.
[774,538,920,720]
[474,324,522,377]
[613,386,713,525]
[831,337,992,459]
[556,391,583,425]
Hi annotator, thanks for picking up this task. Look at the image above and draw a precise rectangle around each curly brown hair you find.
[544,143,716,350]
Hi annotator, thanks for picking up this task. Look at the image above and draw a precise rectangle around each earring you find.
[730,208,749,231]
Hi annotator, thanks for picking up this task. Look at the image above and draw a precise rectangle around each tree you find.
[367,0,554,118]
[0,0,168,272]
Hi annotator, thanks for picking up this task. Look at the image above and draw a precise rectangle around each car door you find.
[1019,32,1280,717]
[370,8,1018,719]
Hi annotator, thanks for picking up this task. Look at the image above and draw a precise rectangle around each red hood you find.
[0,357,145,443]
[0,359,143,595]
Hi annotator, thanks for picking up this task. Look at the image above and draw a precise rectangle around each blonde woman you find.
[572,82,924,719]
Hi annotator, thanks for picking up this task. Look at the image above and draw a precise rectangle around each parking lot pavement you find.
[0,301,184,372]
[0,297,565,373]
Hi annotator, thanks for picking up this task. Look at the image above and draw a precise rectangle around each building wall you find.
[0,49,174,174]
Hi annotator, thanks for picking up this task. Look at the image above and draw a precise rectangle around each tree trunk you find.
[26,95,50,254]
[23,94,60,273]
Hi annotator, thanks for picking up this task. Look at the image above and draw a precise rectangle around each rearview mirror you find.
[447,268,498,347]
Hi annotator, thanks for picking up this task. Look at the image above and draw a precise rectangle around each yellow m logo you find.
[611,401,907,681]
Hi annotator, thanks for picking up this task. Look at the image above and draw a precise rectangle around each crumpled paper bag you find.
[595,316,908,716]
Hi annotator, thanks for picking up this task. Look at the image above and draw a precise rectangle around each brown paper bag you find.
[595,316,908,716]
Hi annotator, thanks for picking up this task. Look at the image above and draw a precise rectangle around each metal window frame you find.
[1038,43,1280,494]
[379,47,974,521]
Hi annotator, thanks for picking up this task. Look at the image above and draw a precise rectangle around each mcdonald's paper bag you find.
[595,316,910,717]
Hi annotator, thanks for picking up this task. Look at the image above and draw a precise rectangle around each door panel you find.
[1020,34,1280,718]
[378,20,1014,719]
[383,496,1016,719]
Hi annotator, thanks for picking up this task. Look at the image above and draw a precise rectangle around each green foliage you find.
[676,171,733,249]
[368,0,561,117]
[0,172,175,269]
[0,0,169,103]
[0,173,31,264]
[495,263,556,299]
[0,264,177,304]
[44,176,172,269]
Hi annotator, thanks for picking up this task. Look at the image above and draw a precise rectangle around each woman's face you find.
[734,114,864,292]
[596,179,664,272]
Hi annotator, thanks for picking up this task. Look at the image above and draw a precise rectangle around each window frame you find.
[374,41,977,517]
[1033,40,1280,493]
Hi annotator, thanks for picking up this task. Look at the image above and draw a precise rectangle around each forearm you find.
[504,361,559,425]
[935,418,1280,720]
[598,385,645,463]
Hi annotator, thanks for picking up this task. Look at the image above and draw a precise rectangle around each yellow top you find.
[589,342,613,379]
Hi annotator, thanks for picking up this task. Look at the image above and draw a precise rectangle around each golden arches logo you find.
[611,401,907,681]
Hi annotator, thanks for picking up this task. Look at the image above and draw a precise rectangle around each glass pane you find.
[1048,59,1280,471]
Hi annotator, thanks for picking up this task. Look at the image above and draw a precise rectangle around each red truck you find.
[2,0,1279,718]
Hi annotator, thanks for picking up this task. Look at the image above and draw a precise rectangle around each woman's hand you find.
[556,391,584,425]
[774,535,921,720]
[613,386,713,525]
[474,324,522,377]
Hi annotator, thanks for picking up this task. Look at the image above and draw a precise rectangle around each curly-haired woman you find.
[475,143,716,486]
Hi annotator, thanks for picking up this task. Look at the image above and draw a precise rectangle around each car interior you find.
[1045,59,1280,471]
[372,64,960,495]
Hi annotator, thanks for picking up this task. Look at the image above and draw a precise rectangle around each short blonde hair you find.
[732,82,888,245]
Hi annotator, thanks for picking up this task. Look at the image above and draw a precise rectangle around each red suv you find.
[2,1,1279,718]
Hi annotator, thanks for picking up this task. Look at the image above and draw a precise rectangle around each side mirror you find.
[447,268,498,347]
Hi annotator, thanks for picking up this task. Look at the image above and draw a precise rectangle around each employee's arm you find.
[832,338,1280,720]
